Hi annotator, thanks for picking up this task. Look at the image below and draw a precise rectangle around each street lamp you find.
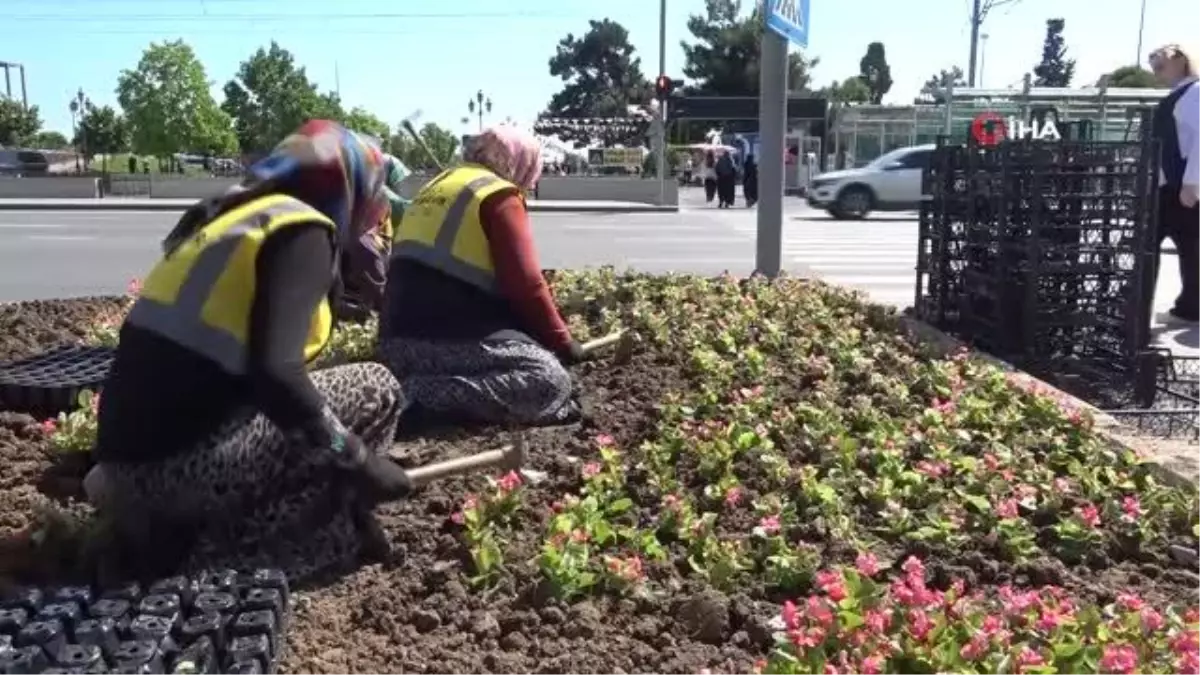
[467,90,493,132]
[979,33,990,88]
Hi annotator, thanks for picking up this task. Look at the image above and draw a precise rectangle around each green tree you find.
[74,104,130,172]
[0,98,42,147]
[823,76,871,104]
[1098,65,1162,88]
[915,67,966,103]
[544,18,652,145]
[1032,18,1075,87]
[858,42,893,104]
[680,0,817,97]
[388,122,460,172]
[31,130,70,149]
[342,106,390,143]
[116,40,237,166]
[222,42,345,155]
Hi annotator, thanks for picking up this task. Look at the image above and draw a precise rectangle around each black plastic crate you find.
[0,568,290,674]
[0,347,114,418]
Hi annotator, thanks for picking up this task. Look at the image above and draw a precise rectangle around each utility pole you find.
[655,0,667,205]
[0,61,28,109]
[968,0,1020,86]
[1135,0,1148,65]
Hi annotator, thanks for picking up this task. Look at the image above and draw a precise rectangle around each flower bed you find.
[1,270,1197,674]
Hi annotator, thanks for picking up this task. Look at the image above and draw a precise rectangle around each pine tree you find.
[1032,18,1076,87]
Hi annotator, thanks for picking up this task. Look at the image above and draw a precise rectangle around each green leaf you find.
[607,497,634,515]
[955,489,992,514]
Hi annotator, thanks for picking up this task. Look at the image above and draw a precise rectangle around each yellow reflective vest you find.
[393,163,519,293]
[127,194,337,374]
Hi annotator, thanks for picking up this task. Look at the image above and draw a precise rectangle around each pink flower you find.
[450,511,465,525]
[863,608,891,634]
[594,433,615,447]
[1141,607,1164,633]
[915,460,948,479]
[1075,503,1101,528]
[805,595,834,627]
[40,419,57,435]
[758,514,781,535]
[1053,477,1073,494]
[1036,606,1066,632]
[1116,592,1145,612]
[932,398,956,414]
[983,453,1002,471]
[1121,495,1142,522]
[1017,647,1045,672]
[461,494,479,512]
[1099,644,1139,674]
[995,498,1020,520]
[581,462,603,479]
[1170,628,1199,656]
[495,470,522,493]
[855,551,881,577]
[908,609,933,642]
[815,569,847,602]
[723,486,743,507]
[1177,651,1200,675]
[901,556,925,582]
[126,277,143,296]
[960,634,989,661]
[859,655,885,675]
[981,615,1004,635]
[781,600,800,631]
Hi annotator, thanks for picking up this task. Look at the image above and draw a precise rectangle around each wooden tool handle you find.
[402,120,445,172]
[404,444,519,489]
[581,330,626,355]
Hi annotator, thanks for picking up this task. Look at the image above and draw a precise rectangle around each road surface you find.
[0,188,1193,356]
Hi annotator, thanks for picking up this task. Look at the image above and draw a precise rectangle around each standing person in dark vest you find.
[1150,44,1199,323]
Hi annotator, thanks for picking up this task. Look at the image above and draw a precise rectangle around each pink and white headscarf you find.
[463,125,544,190]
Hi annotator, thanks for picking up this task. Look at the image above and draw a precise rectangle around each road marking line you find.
[557,224,712,232]
[627,257,749,265]
[616,236,749,244]
[22,234,97,242]
[0,223,66,229]
[812,274,914,288]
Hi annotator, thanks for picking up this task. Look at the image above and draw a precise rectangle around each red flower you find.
[40,419,57,435]
[495,470,522,493]
[723,486,743,507]
[594,433,615,447]
[1074,503,1101,528]
[814,569,846,602]
[581,462,602,479]
[126,277,143,296]
[758,515,781,535]
[781,600,800,631]
[855,551,880,577]
[1099,644,1138,674]
[995,498,1020,520]
[1120,495,1142,522]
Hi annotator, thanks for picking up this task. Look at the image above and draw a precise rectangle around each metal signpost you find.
[757,0,810,277]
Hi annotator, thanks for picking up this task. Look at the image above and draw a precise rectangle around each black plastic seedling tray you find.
[0,346,115,418]
[0,568,289,674]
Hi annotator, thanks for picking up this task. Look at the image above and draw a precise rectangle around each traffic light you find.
[654,75,676,100]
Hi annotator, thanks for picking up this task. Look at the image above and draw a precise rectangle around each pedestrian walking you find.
[1150,43,1199,324]
[743,154,758,207]
[715,151,737,208]
[702,151,717,203]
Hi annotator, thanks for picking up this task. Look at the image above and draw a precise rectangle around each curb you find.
[898,315,1197,489]
[0,201,679,214]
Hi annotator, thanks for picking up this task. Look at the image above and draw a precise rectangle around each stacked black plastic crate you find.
[0,568,289,674]
[916,115,1161,396]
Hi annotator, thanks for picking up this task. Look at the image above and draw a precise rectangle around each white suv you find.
[806,144,934,219]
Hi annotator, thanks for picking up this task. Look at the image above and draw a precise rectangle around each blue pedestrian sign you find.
[765,0,810,48]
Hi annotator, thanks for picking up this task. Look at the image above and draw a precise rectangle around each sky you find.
[2,0,1197,139]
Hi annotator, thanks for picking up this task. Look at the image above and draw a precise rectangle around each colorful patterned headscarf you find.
[165,120,388,254]
[462,125,543,190]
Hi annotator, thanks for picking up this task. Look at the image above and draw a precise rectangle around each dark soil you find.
[0,296,128,363]
[0,294,1196,674]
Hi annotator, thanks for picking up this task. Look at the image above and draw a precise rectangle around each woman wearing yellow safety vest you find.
[87,121,413,580]
[379,125,587,427]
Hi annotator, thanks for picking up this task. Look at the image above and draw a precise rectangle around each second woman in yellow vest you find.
[87,121,413,581]
[379,125,588,429]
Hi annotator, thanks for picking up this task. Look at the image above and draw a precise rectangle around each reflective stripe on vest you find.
[126,197,334,375]
[392,173,502,293]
